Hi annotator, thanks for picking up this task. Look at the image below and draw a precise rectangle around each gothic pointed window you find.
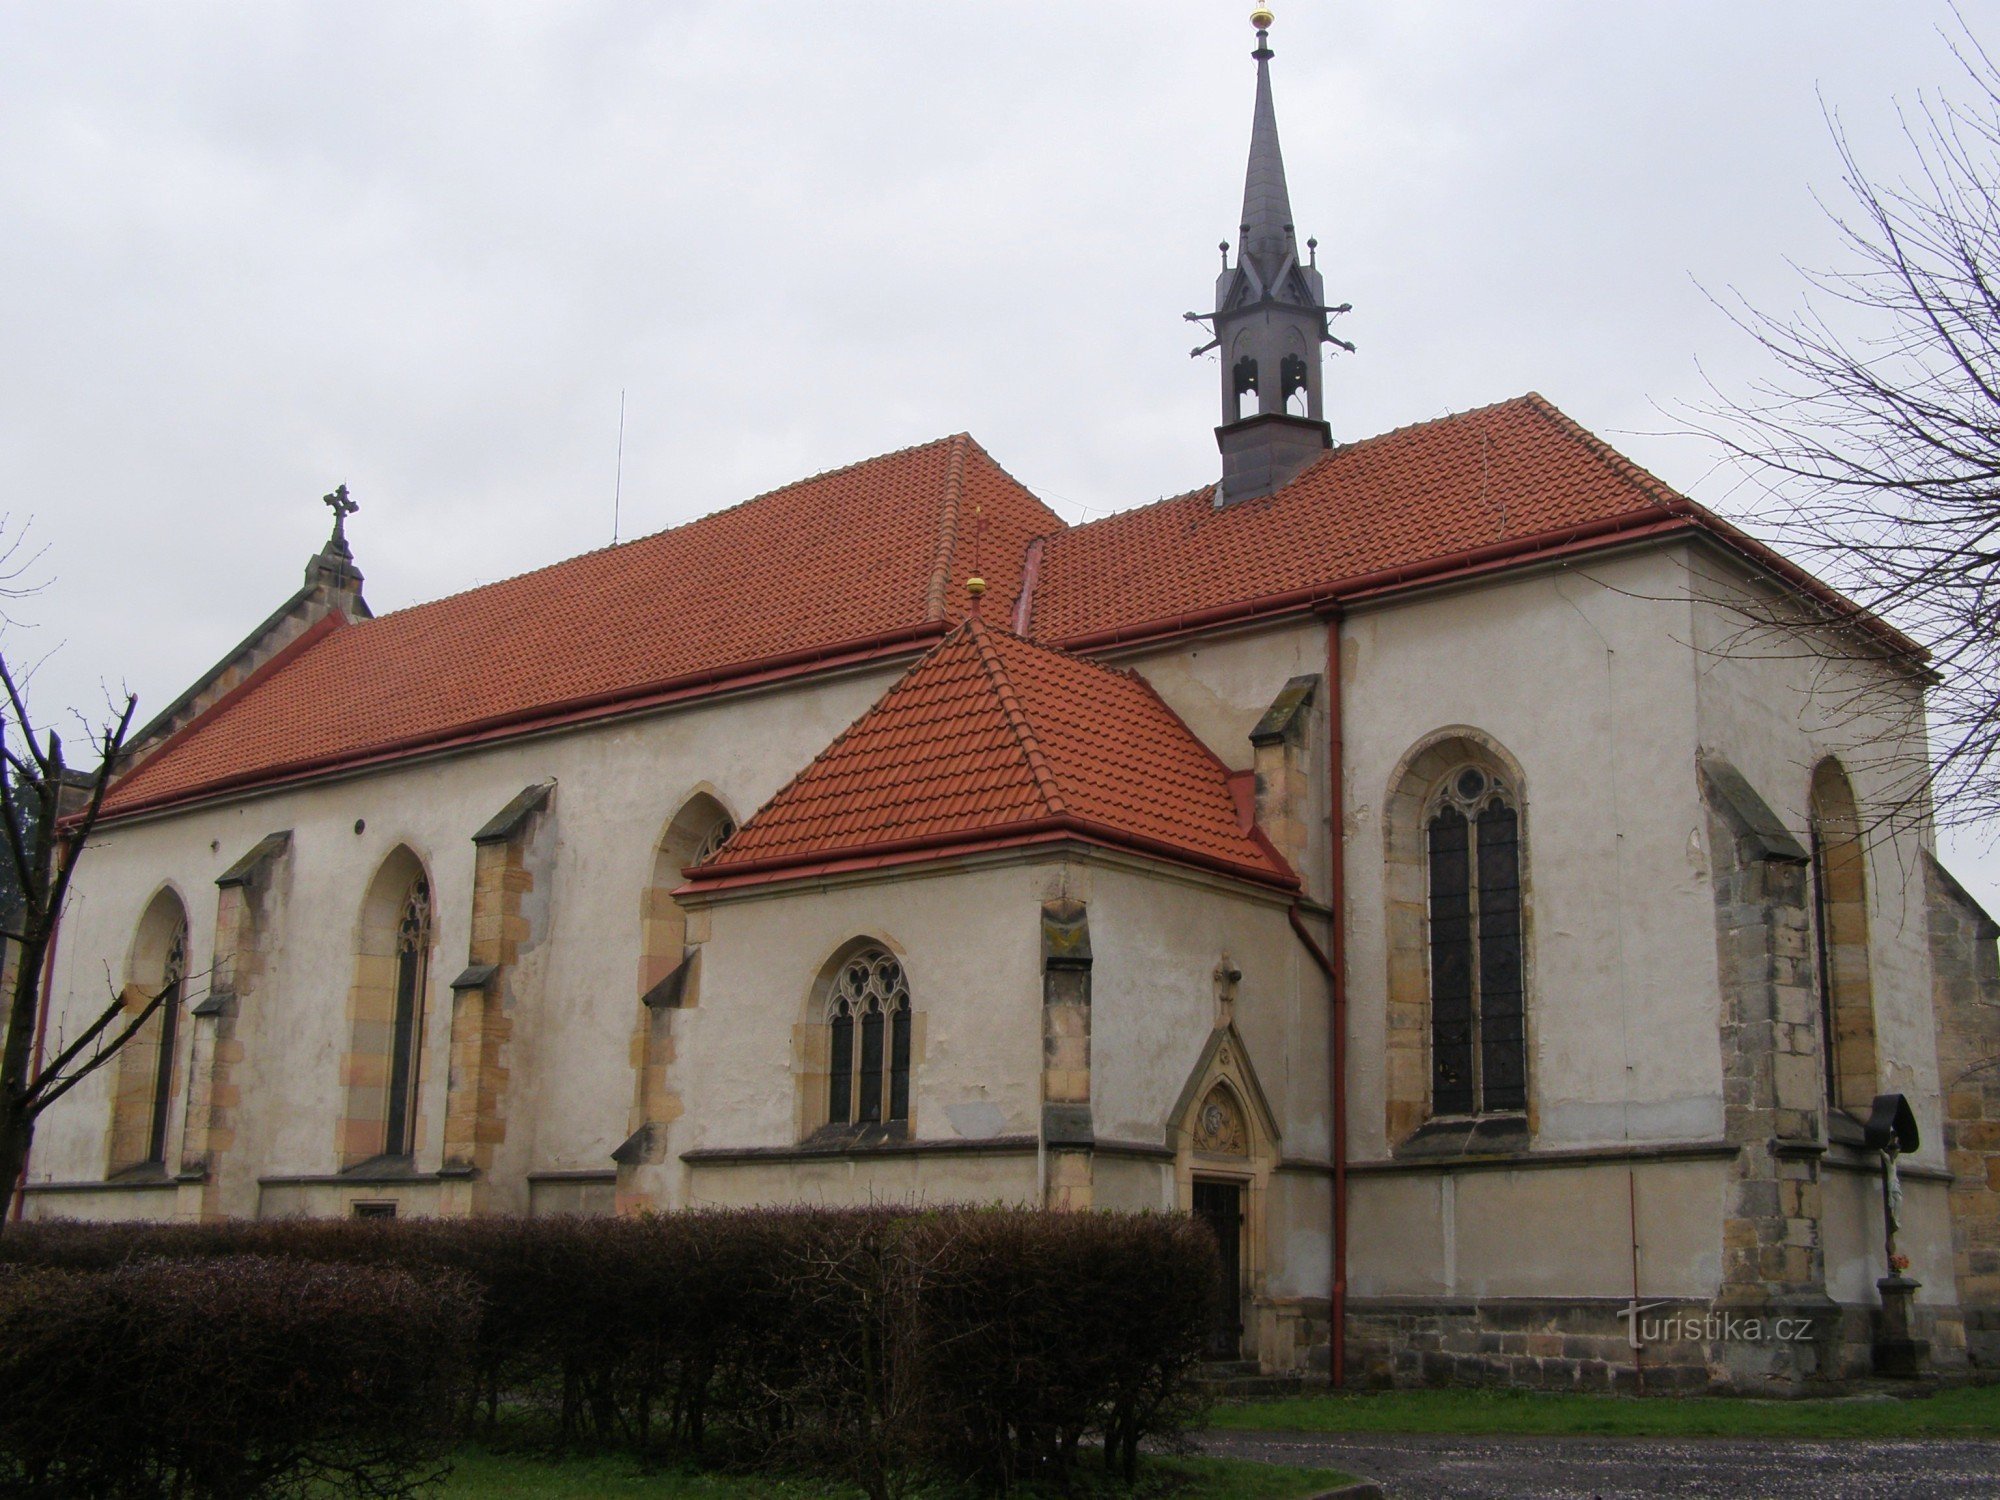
[824,948,910,1129]
[1426,766,1525,1116]
[1809,759,1878,1113]
[145,920,187,1165]
[108,888,192,1175]
[383,876,431,1158]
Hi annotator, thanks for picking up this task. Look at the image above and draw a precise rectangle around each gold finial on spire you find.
[1250,7,1275,29]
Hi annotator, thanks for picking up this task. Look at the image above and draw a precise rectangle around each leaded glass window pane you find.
[1476,803,1526,1113]
[829,1004,853,1124]
[889,1004,911,1122]
[824,947,910,1130]
[858,1000,884,1124]
[1427,806,1475,1115]
[1426,769,1527,1117]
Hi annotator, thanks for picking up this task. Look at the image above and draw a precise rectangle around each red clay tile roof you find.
[104,435,1063,816]
[103,392,1905,822]
[684,619,1296,891]
[1023,393,1694,645]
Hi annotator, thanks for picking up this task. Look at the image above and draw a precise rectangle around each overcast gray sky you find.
[7,1,1997,893]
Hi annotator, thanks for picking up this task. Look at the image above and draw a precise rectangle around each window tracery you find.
[691,816,736,867]
[825,948,910,1128]
[1425,765,1525,1116]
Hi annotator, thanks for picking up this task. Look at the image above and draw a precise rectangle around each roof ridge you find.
[965,621,1070,819]
[1049,398,1555,545]
[925,434,971,621]
[957,437,1069,527]
[360,431,972,626]
[1516,392,1686,513]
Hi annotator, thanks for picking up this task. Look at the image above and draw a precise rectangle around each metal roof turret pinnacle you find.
[1238,7,1296,276]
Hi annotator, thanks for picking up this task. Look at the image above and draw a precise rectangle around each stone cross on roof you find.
[323,483,358,543]
[307,482,366,599]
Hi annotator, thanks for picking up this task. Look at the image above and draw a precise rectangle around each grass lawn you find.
[1213,1382,2000,1439]
[439,1448,1357,1499]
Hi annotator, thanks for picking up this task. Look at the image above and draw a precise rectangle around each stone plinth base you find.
[1874,1275,1931,1379]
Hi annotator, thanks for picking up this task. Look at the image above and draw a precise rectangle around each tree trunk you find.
[0,1102,31,1235]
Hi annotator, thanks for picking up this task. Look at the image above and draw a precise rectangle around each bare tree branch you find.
[1686,13,2000,833]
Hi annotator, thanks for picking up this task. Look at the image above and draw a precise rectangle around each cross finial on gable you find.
[323,483,359,540]
[307,483,367,604]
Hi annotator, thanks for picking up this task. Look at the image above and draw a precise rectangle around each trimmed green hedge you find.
[1,1207,1217,1496]
[0,1255,477,1499]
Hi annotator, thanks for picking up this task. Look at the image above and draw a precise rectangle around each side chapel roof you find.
[681,618,1297,892]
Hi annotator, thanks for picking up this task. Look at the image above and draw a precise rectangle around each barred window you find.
[826,948,910,1127]
[1426,766,1525,1116]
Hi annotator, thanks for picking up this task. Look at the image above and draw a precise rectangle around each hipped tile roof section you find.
[105,435,1062,815]
[1024,393,1694,645]
[683,619,1296,891]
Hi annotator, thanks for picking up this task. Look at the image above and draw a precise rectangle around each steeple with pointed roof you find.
[1192,8,1353,506]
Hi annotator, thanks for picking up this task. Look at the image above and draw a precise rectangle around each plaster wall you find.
[673,859,1049,1198]
[1084,861,1322,1159]
[1349,1159,1727,1301]
[1339,547,1720,1165]
[1688,570,1945,1174]
[1081,858,1328,1302]
[1822,1168,1955,1306]
[27,663,902,1209]
[1119,619,1330,904]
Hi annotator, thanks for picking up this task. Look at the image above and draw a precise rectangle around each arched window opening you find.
[1280,353,1310,415]
[339,847,435,1169]
[825,948,910,1128]
[108,888,191,1175]
[1231,356,1260,420]
[1809,760,1878,1113]
[1426,765,1525,1116]
[145,920,187,1165]
[383,875,431,1158]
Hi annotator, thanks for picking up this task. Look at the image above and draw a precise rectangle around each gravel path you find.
[1202,1427,2000,1499]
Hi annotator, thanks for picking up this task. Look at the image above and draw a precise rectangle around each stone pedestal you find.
[1874,1275,1930,1378]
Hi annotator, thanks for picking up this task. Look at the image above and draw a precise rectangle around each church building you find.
[21,14,2000,1391]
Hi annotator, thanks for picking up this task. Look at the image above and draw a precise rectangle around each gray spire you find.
[1185,8,1353,506]
[1238,14,1296,275]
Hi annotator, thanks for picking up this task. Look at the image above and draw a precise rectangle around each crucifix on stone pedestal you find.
[1864,1092,1927,1377]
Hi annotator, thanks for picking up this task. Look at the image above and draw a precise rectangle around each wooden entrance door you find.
[1191,1178,1245,1359]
